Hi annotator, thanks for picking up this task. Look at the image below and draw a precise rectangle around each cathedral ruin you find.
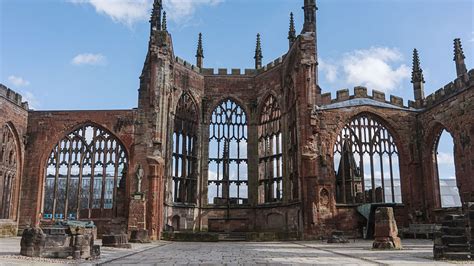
[0,0,473,241]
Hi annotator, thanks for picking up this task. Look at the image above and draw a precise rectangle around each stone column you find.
[372,207,402,249]
[146,156,165,240]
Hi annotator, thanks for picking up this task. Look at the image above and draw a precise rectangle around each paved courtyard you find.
[0,238,471,265]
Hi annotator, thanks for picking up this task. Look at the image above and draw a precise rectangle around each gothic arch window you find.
[171,93,198,203]
[208,99,248,205]
[258,95,283,203]
[287,86,299,200]
[434,129,461,208]
[43,124,128,220]
[333,114,402,204]
[0,124,18,219]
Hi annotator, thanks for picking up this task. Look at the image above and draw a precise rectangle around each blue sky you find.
[0,0,470,188]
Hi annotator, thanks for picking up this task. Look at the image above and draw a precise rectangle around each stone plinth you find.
[20,225,99,260]
[102,234,132,249]
[130,229,151,243]
[372,207,402,249]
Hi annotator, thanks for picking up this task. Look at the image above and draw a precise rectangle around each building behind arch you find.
[1,0,473,240]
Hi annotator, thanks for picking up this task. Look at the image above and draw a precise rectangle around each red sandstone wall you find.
[19,110,136,229]
[0,89,28,222]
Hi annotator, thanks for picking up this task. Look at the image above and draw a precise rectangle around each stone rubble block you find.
[372,207,402,250]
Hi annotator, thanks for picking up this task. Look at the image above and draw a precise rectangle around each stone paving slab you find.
[0,238,471,265]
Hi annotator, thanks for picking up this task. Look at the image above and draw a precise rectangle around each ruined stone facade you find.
[1,0,473,240]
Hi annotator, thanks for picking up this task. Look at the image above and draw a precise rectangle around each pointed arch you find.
[171,92,199,203]
[208,99,248,205]
[333,113,402,204]
[432,128,461,208]
[0,122,20,219]
[42,124,128,220]
[258,94,283,203]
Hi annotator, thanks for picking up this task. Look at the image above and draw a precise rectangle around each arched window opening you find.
[435,129,461,208]
[0,124,17,219]
[43,125,128,220]
[171,93,198,204]
[258,95,283,203]
[333,115,402,204]
[208,99,248,205]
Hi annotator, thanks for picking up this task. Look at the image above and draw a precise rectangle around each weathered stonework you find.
[1,0,473,243]
[372,207,402,249]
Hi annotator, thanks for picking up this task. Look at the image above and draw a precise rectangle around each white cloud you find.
[437,152,455,165]
[321,47,410,93]
[21,91,40,110]
[71,53,106,66]
[319,59,338,83]
[70,0,223,26]
[342,47,410,92]
[164,0,223,24]
[8,75,30,87]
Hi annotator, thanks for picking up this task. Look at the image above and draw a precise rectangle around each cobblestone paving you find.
[0,238,469,265]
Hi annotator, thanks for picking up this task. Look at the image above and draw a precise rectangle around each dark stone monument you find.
[327,231,349,243]
[102,233,132,249]
[20,221,99,260]
[129,228,151,243]
[372,207,402,249]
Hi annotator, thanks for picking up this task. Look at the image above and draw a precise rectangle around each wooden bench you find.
[400,224,441,239]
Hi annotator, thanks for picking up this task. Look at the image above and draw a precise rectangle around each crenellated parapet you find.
[0,83,29,110]
[415,69,474,109]
[320,86,408,109]
[200,55,286,76]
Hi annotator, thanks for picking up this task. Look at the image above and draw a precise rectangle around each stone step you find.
[441,252,472,260]
[441,227,466,235]
[442,235,469,245]
[442,220,466,227]
[218,232,247,241]
[446,244,470,252]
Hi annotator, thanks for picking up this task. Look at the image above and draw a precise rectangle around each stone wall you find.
[19,110,136,233]
[0,84,28,235]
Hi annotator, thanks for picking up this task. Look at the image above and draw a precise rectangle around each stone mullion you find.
[63,139,73,219]
[52,145,60,220]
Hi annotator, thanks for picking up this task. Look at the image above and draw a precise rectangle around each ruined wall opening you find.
[286,85,299,201]
[258,95,283,203]
[434,129,461,208]
[43,124,128,220]
[171,93,198,204]
[0,123,18,219]
[208,99,248,205]
[333,114,402,204]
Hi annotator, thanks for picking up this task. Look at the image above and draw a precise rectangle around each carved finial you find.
[196,33,204,68]
[254,33,263,69]
[411,49,425,84]
[150,0,162,32]
[162,11,167,31]
[454,38,467,77]
[302,0,317,33]
[411,49,425,103]
[288,12,296,48]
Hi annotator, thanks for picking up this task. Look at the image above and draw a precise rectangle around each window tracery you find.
[43,125,128,220]
[171,93,198,203]
[208,99,248,205]
[333,115,402,204]
[0,124,17,219]
[258,95,283,203]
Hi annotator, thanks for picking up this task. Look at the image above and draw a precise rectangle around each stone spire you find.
[454,38,467,77]
[254,34,263,69]
[196,33,204,68]
[411,49,425,103]
[288,12,296,48]
[302,0,317,33]
[161,11,167,32]
[150,0,162,32]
